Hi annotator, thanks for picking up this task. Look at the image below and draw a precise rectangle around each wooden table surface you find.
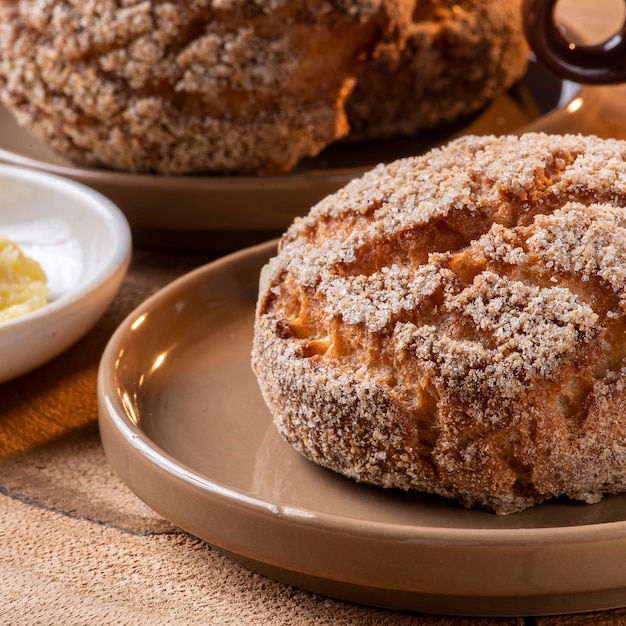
[2,2,626,624]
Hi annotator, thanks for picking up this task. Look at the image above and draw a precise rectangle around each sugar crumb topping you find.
[266,133,626,408]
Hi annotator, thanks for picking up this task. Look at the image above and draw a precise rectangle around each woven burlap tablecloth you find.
[3,3,626,623]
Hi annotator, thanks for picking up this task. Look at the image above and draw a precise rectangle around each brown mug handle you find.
[522,0,626,84]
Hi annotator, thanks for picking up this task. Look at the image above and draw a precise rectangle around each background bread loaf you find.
[0,0,528,175]
[346,0,529,140]
[0,0,408,175]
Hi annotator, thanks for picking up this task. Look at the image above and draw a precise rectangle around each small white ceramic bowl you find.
[0,164,131,383]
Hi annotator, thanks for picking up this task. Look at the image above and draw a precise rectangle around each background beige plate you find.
[98,241,626,618]
[0,61,595,248]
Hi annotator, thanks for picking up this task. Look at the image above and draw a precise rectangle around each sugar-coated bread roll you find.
[253,133,626,514]
[0,0,409,175]
[346,0,529,140]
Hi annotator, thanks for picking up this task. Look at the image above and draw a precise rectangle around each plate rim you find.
[97,240,626,615]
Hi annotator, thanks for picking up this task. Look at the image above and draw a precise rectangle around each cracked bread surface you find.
[252,133,626,514]
[0,0,408,175]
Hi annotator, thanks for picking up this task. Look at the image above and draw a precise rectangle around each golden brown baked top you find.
[253,133,626,514]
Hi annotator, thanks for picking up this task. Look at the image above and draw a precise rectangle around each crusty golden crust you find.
[0,0,406,175]
[346,0,529,140]
[252,133,626,514]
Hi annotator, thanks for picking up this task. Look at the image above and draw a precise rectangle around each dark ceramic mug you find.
[522,0,626,84]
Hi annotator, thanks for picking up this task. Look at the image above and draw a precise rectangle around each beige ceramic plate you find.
[98,241,626,618]
[0,61,596,246]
